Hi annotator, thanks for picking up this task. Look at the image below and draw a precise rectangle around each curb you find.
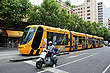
[10,52,69,62]
[10,56,39,62]
[56,52,69,56]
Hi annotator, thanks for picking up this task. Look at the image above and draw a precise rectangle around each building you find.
[56,0,73,15]
[98,2,108,28]
[108,18,110,31]
[0,20,29,48]
[72,0,98,23]
[108,7,110,19]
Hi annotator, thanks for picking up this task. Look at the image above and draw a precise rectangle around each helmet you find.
[48,41,52,44]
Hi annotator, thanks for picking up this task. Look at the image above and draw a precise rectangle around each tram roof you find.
[27,25,70,32]
[71,31,86,36]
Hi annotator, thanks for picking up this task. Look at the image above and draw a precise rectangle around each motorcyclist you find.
[47,41,55,67]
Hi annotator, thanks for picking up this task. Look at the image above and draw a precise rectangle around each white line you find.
[0,53,19,57]
[24,60,69,73]
[106,49,110,51]
[102,64,110,73]
[38,53,98,73]
[37,68,69,73]
[24,60,36,67]
[65,53,87,59]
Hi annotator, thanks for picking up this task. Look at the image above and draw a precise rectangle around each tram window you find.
[73,37,75,45]
[88,37,92,44]
[79,36,82,45]
[47,32,68,45]
[20,27,36,45]
[83,37,85,44]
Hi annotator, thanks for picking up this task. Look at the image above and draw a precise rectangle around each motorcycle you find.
[36,48,58,69]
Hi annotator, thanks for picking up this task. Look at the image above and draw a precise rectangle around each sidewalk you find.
[0,47,18,51]
[0,47,69,62]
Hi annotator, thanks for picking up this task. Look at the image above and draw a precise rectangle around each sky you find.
[29,0,110,8]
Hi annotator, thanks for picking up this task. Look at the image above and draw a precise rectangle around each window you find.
[98,3,102,5]
[87,17,90,19]
[76,9,77,11]
[98,13,103,15]
[87,3,90,5]
[87,0,90,2]
[98,10,102,12]
[20,27,36,45]
[98,18,103,20]
[76,12,77,14]
[81,8,82,10]
[98,15,103,17]
[81,11,82,13]
[47,32,68,45]
[88,37,93,44]
[98,5,102,7]
[68,11,69,14]
[73,9,75,11]
[81,15,82,17]
[78,11,80,13]
[78,8,80,10]
[98,8,103,10]
[79,36,82,45]
[87,6,90,8]
[87,13,90,16]
[87,10,90,12]
[87,21,90,22]
[73,37,75,45]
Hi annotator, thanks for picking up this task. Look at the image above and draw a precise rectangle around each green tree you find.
[28,0,60,27]
[103,27,109,41]
[65,0,71,6]
[0,0,32,25]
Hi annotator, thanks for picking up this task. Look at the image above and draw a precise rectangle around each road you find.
[0,46,110,73]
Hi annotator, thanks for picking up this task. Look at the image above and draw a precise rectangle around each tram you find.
[18,25,104,55]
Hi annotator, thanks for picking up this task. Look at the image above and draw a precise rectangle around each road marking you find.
[0,53,18,57]
[24,60,69,73]
[37,68,69,73]
[70,50,89,55]
[65,53,87,59]
[24,60,36,67]
[102,64,110,73]
[38,53,98,73]
[106,49,110,51]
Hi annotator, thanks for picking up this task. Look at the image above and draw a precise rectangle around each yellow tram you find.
[18,25,104,55]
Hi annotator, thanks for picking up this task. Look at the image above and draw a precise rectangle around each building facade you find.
[72,0,98,23]
[108,18,110,31]
[108,7,110,19]
[98,2,108,28]
[56,0,73,15]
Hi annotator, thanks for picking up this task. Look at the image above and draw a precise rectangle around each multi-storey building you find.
[108,18,110,31]
[98,2,108,28]
[56,0,73,15]
[108,7,110,19]
[72,0,98,23]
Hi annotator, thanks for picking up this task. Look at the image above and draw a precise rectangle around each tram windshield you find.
[20,27,36,45]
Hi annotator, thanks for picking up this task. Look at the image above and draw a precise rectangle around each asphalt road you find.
[0,46,110,73]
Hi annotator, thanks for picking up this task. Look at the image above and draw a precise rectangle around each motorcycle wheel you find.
[36,62,42,69]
